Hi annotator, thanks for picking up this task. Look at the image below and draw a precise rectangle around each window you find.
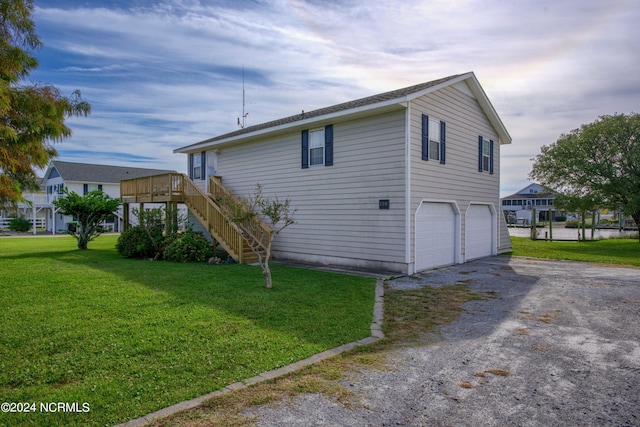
[83,184,100,195]
[189,151,206,180]
[478,136,493,174]
[301,125,333,168]
[309,128,325,166]
[421,115,446,163]
[193,153,202,179]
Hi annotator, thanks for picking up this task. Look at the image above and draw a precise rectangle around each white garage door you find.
[415,202,456,271]
[465,204,493,260]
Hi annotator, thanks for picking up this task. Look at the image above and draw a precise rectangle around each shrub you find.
[164,230,214,263]
[565,220,579,228]
[116,226,163,259]
[8,217,31,232]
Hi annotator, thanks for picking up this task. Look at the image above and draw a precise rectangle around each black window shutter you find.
[478,136,483,172]
[422,115,429,161]
[98,184,103,191]
[324,125,333,166]
[301,130,309,169]
[200,151,206,180]
[440,121,446,164]
[489,140,494,174]
[83,184,88,195]
[188,153,194,179]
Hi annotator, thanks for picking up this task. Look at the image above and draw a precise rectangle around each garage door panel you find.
[466,204,493,260]
[415,202,456,271]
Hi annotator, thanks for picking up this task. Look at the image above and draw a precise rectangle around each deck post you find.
[123,203,130,232]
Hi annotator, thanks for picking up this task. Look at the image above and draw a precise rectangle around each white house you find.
[42,161,175,233]
[0,179,48,233]
[501,183,557,224]
[165,72,512,274]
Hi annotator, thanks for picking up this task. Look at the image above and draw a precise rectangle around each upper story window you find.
[189,151,206,180]
[193,153,202,179]
[301,125,333,169]
[421,115,446,164]
[478,136,494,174]
[309,128,325,166]
[83,184,101,195]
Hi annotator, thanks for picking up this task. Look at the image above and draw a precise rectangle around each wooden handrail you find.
[120,173,184,203]
[120,173,271,264]
[182,177,248,263]
[209,176,273,253]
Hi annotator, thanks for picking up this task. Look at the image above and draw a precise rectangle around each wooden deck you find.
[120,173,272,264]
[120,173,185,203]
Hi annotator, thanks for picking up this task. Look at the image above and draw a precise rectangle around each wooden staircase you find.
[120,173,272,264]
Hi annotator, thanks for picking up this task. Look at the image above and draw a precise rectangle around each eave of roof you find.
[175,72,512,154]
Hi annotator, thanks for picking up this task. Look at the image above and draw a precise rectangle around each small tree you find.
[53,189,120,249]
[224,184,295,289]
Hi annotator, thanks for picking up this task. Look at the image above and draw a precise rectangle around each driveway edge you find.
[115,279,385,427]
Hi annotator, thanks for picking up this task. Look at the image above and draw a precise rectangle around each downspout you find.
[404,102,412,274]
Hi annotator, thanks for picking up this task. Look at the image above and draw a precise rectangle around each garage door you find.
[465,204,493,260]
[415,202,456,271]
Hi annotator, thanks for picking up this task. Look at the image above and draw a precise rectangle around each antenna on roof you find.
[237,65,249,128]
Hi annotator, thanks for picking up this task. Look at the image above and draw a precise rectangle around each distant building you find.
[33,161,174,233]
[501,183,558,224]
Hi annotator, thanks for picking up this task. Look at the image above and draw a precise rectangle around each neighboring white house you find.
[0,179,48,233]
[501,183,557,225]
[41,161,175,233]
[173,72,512,274]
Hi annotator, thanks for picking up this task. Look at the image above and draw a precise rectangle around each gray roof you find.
[46,161,175,183]
[178,73,465,151]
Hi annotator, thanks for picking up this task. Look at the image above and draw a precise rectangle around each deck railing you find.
[120,173,271,263]
[209,176,273,253]
[182,178,249,262]
[120,173,184,203]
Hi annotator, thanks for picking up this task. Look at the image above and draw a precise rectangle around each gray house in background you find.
[174,72,512,274]
[42,161,174,233]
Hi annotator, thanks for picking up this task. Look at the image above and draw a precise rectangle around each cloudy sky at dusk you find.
[31,0,639,196]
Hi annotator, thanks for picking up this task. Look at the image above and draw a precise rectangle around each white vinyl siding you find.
[217,110,408,271]
[409,84,507,264]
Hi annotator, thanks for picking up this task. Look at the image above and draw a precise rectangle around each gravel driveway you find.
[248,256,640,426]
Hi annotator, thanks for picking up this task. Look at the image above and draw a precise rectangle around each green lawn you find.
[509,236,640,266]
[0,235,376,426]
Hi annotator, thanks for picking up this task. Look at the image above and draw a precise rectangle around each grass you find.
[147,280,483,426]
[509,236,640,267]
[0,235,376,426]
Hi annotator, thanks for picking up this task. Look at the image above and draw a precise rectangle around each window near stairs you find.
[193,153,202,179]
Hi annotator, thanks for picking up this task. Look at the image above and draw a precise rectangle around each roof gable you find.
[176,72,511,153]
[44,161,176,184]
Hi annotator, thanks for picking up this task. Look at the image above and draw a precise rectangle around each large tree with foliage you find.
[530,113,640,240]
[53,190,120,250]
[1,0,90,208]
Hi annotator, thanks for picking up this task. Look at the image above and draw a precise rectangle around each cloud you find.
[31,0,640,197]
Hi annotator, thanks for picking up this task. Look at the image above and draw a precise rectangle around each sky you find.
[29,0,640,197]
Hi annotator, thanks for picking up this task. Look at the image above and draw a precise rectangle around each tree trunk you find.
[262,240,273,289]
[263,263,272,289]
[77,234,89,250]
